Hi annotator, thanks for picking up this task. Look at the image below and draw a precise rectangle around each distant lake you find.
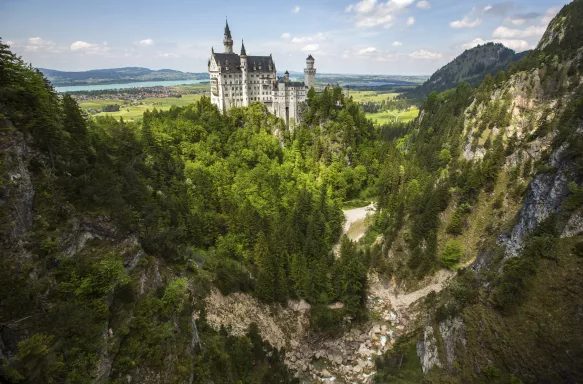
[55,79,209,93]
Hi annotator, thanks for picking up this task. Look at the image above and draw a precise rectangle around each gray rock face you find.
[416,324,441,374]
[439,317,466,369]
[502,169,570,257]
[0,125,35,243]
[562,210,583,238]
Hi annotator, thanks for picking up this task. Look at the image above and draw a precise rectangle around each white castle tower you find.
[304,54,316,89]
[223,19,233,53]
[240,40,249,106]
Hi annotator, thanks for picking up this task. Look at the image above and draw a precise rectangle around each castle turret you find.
[241,40,248,106]
[284,70,289,81]
[223,19,233,53]
[304,54,316,89]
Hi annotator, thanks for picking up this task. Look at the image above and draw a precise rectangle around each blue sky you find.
[1,0,569,75]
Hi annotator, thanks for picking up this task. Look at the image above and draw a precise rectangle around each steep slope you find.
[39,67,207,86]
[373,1,583,382]
[405,43,527,101]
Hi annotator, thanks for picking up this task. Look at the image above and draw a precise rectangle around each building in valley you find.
[208,20,316,124]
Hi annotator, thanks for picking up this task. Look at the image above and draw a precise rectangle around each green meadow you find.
[79,94,204,120]
[366,107,419,124]
[350,90,399,102]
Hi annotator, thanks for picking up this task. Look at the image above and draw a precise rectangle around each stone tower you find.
[223,20,233,53]
[240,40,248,106]
[304,54,316,89]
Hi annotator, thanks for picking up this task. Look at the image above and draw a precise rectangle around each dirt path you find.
[342,203,375,241]
[369,269,455,313]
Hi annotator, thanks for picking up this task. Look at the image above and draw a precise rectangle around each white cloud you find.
[292,5,300,13]
[416,0,430,9]
[70,41,93,51]
[70,40,110,54]
[409,49,443,60]
[392,41,403,46]
[345,0,415,28]
[292,36,312,43]
[492,25,545,39]
[450,16,481,28]
[483,5,492,12]
[541,6,560,25]
[358,46,377,55]
[301,44,319,52]
[138,38,154,46]
[461,37,530,52]
[281,32,291,39]
[26,37,57,52]
[158,52,179,58]
[407,16,415,26]
[505,18,526,26]
[290,33,325,44]
[6,40,14,46]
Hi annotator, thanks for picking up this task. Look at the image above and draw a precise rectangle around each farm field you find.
[79,94,204,120]
[349,90,399,102]
[366,107,419,124]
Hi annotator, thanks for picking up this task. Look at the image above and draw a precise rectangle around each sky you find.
[1,0,570,75]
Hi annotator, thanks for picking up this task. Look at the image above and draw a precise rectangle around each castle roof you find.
[212,52,275,73]
[224,20,232,40]
[307,54,314,60]
[240,40,246,56]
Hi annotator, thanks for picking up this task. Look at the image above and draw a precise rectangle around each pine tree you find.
[274,251,289,303]
[290,252,309,297]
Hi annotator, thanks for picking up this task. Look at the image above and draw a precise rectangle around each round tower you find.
[223,19,233,53]
[304,54,316,90]
[240,40,248,106]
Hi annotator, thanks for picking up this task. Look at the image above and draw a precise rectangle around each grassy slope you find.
[350,91,399,103]
[366,108,420,124]
[436,236,583,383]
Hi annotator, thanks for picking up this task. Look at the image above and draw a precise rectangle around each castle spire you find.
[224,18,232,39]
[240,39,246,56]
[223,17,233,53]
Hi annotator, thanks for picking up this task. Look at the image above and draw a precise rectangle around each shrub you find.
[310,305,345,337]
[441,240,463,269]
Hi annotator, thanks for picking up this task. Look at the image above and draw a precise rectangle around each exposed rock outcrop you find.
[0,122,35,245]
[501,168,570,257]
[416,323,441,374]
[439,316,466,369]
[562,210,583,238]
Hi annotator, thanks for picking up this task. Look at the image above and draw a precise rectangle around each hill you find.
[374,0,583,382]
[404,42,528,100]
[39,66,208,86]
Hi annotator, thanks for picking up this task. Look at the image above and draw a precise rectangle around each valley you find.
[1,1,583,383]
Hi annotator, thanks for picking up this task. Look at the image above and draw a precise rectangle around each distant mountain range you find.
[40,67,209,86]
[405,43,530,100]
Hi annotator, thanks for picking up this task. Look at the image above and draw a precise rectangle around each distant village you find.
[68,85,210,114]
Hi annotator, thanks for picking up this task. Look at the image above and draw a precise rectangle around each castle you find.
[208,20,316,124]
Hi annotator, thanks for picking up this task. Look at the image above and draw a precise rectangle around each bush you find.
[310,305,346,337]
[441,240,463,269]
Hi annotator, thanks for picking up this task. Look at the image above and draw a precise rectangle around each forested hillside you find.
[373,0,583,382]
[404,42,527,101]
[39,67,208,86]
